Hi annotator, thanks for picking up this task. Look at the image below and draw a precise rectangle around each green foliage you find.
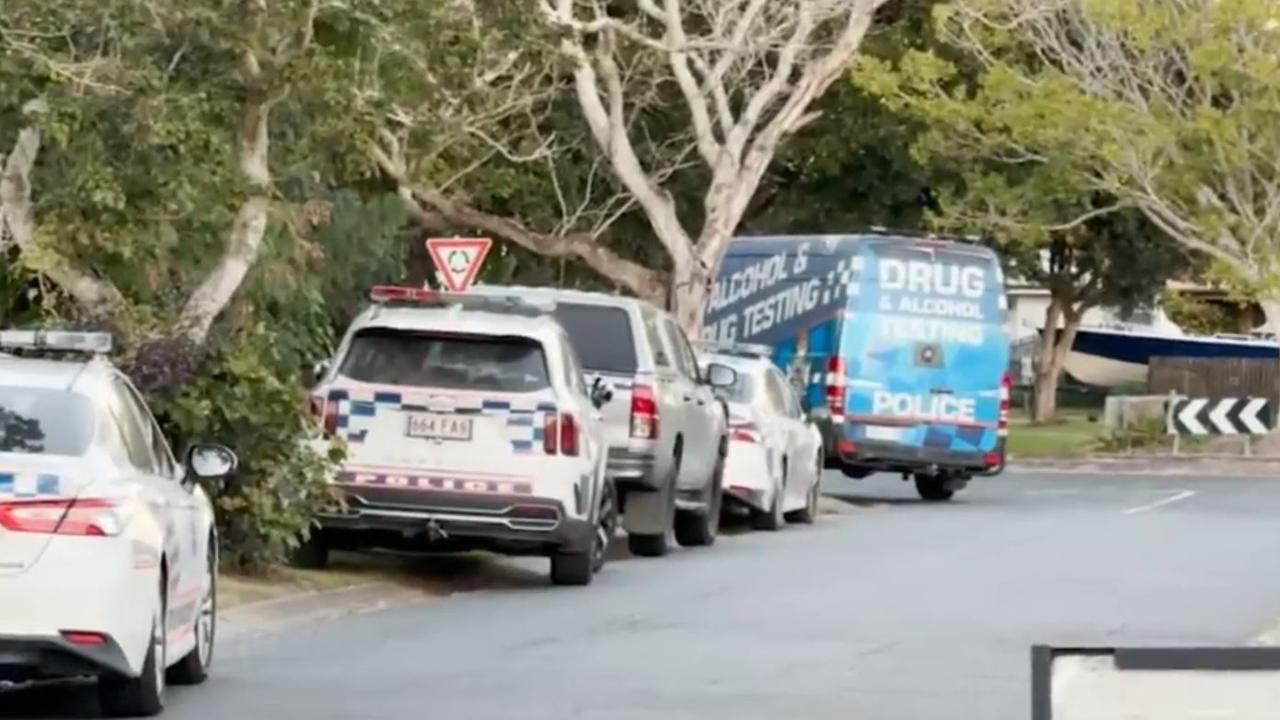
[149,325,343,572]
[1160,290,1237,336]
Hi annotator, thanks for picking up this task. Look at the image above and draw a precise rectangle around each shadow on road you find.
[0,680,99,719]
[825,492,966,508]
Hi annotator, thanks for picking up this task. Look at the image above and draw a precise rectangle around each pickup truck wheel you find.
[591,480,618,573]
[915,474,955,502]
[675,456,723,547]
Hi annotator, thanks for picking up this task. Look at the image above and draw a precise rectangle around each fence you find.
[1148,356,1279,406]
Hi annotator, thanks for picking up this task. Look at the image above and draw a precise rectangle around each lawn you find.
[1005,410,1102,458]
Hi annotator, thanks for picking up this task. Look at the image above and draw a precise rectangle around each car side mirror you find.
[310,359,332,385]
[590,377,614,409]
[187,443,239,479]
[704,362,737,389]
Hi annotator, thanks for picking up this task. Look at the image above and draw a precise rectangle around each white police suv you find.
[0,331,238,716]
[303,286,617,586]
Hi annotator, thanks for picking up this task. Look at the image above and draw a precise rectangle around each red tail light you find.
[630,384,659,439]
[0,497,131,536]
[559,413,579,456]
[61,631,108,646]
[730,420,762,444]
[998,372,1011,437]
[825,356,846,416]
[543,413,580,456]
[322,398,339,438]
[543,413,558,455]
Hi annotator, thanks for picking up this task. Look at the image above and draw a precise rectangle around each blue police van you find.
[702,232,1011,501]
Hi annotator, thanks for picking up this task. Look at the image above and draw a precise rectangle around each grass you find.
[1006,409,1102,458]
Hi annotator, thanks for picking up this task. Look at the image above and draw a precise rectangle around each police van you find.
[702,232,1011,501]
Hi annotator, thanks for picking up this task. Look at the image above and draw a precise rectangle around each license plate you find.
[864,425,903,442]
[405,414,473,442]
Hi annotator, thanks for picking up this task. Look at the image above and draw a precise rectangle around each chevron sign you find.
[1167,397,1272,436]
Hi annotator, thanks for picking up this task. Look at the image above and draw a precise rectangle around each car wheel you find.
[750,460,785,531]
[675,455,723,547]
[915,473,955,502]
[592,479,618,573]
[100,576,166,717]
[786,458,821,524]
[290,529,329,570]
[168,541,216,685]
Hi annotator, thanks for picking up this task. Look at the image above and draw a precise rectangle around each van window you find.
[340,329,550,393]
[552,303,639,374]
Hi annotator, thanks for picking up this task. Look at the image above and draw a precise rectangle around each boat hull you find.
[1049,327,1279,389]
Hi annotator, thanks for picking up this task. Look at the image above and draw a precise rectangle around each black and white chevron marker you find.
[1167,397,1272,436]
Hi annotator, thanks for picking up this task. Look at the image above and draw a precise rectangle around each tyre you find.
[591,479,619,573]
[750,461,785,531]
[915,474,955,502]
[168,540,216,685]
[628,451,678,558]
[675,456,723,547]
[100,577,165,717]
[786,460,821,524]
[290,529,329,569]
[550,550,593,586]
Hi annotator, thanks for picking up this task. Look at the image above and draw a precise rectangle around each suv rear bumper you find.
[0,634,132,682]
[316,490,594,556]
[606,444,662,489]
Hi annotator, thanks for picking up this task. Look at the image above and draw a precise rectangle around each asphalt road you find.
[8,469,1280,719]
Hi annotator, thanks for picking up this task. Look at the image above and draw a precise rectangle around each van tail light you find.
[998,372,1011,437]
[543,413,580,456]
[0,497,132,536]
[825,356,846,417]
[630,383,659,439]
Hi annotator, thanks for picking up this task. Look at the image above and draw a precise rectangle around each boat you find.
[1047,309,1278,388]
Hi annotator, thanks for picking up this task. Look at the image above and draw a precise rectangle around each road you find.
[7,469,1280,719]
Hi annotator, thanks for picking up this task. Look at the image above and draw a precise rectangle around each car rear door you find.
[845,239,1008,455]
[325,328,564,492]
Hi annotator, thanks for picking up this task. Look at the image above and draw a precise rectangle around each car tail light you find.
[998,372,1011,437]
[825,356,846,416]
[322,398,339,438]
[543,413,580,456]
[837,438,856,454]
[730,420,762,444]
[983,451,1001,467]
[630,384,659,439]
[0,497,132,536]
[61,631,108,646]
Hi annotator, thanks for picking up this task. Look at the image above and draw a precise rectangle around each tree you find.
[932,0,1280,338]
[537,0,893,331]
[852,1,1189,419]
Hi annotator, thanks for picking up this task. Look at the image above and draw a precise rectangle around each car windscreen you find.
[339,329,550,393]
[0,386,95,456]
[552,303,639,374]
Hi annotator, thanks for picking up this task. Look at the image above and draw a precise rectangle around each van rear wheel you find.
[914,474,955,502]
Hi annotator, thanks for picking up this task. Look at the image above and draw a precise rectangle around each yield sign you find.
[426,237,492,292]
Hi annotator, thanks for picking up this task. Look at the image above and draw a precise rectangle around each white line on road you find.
[1123,490,1196,515]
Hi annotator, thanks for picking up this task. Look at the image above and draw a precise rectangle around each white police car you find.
[0,331,237,717]
[698,343,823,530]
[303,286,617,586]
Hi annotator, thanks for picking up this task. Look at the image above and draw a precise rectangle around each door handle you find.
[683,395,693,402]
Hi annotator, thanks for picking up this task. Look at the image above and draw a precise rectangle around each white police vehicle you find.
[698,342,823,530]
[304,286,617,586]
[0,331,238,717]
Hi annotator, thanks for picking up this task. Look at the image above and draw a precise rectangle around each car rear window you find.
[0,387,95,456]
[552,303,639,374]
[339,329,550,393]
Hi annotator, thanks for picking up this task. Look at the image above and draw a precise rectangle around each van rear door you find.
[843,239,1008,459]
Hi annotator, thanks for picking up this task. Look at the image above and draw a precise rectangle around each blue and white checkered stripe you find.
[0,472,62,497]
[326,388,557,454]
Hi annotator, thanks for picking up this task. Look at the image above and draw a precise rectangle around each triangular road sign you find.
[426,237,492,292]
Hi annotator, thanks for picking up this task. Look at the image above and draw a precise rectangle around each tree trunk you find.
[1032,296,1085,423]
[177,94,271,346]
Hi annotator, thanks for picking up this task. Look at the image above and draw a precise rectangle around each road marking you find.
[1122,490,1196,515]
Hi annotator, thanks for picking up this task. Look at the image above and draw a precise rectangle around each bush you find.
[145,326,343,572]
